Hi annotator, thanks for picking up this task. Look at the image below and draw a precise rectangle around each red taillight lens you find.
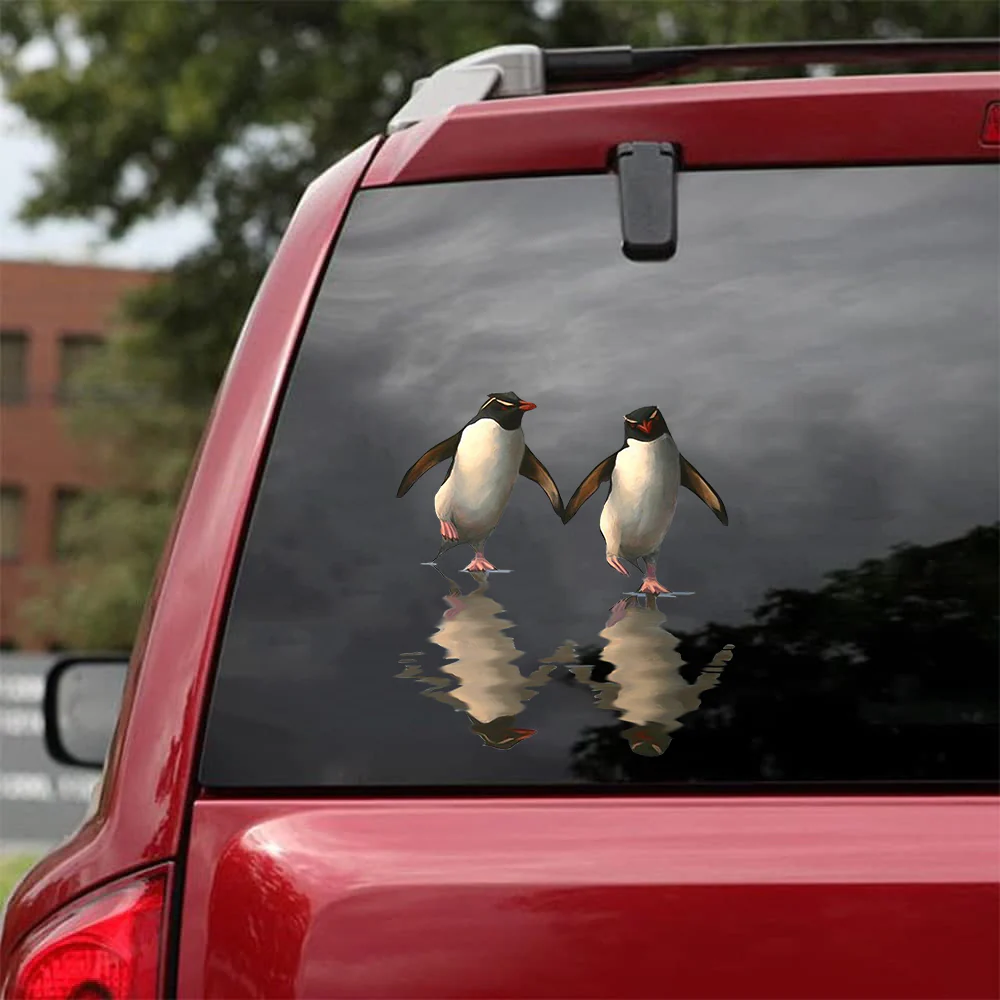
[4,869,167,1000]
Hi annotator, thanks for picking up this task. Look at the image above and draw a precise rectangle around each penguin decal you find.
[396,570,556,749]
[570,594,734,756]
[397,392,563,572]
[562,406,728,595]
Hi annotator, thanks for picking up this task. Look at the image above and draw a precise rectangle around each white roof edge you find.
[387,44,545,134]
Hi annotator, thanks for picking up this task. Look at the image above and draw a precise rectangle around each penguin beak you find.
[506,728,536,746]
[638,420,653,434]
[518,400,537,411]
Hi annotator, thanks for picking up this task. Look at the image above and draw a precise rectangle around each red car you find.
[2,39,999,1000]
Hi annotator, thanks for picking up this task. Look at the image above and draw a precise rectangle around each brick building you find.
[1,260,156,649]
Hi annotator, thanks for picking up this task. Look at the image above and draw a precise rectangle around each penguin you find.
[562,406,727,595]
[397,392,563,572]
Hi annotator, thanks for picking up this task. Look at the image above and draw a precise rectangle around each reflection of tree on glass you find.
[396,392,563,572]
[569,594,734,756]
[396,571,557,748]
[562,406,727,595]
[573,524,999,783]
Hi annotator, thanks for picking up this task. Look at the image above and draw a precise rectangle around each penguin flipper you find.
[519,446,564,517]
[396,431,462,498]
[562,453,617,523]
[679,454,729,526]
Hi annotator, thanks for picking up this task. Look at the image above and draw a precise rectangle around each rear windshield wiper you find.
[614,141,679,262]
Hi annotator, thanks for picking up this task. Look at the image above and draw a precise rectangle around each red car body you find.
[2,65,999,999]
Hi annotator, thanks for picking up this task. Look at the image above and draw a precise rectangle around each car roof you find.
[365,70,1000,186]
[386,40,999,130]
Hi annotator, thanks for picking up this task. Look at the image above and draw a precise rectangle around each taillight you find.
[3,868,168,1000]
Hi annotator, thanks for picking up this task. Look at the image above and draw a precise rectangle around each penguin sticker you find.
[397,392,563,572]
[562,406,728,595]
[396,570,556,749]
[570,594,734,756]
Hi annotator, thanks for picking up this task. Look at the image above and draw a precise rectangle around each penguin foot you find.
[624,590,694,598]
[638,578,671,595]
[463,553,496,573]
[439,519,459,541]
[443,594,465,620]
[606,555,630,576]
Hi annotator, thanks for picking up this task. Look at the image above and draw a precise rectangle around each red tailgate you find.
[176,797,999,998]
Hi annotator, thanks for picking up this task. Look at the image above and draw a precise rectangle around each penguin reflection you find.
[397,571,557,749]
[571,594,734,756]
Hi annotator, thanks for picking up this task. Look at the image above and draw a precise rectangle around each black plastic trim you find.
[614,141,679,262]
[544,39,1000,88]
[197,780,1000,800]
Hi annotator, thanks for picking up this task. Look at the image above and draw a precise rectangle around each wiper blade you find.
[614,142,679,263]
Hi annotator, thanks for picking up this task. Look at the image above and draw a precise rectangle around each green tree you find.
[2,0,996,648]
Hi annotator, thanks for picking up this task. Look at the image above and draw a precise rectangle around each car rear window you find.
[200,164,999,791]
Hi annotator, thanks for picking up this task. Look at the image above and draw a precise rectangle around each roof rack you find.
[387,38,1000,133]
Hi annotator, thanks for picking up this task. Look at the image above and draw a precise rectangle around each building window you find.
[1,485,25,561]
[58,333,105,403]
[53,488,84,560]
[1,330,29,405]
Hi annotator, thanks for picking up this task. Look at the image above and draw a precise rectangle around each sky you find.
[1,32,206,267]
[0,95,208,269]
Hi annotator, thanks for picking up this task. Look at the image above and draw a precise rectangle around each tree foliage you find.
[2,0,996,647]
[570,523,999,783]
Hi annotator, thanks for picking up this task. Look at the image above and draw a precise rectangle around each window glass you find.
[1,331,29,405]
[1,486,25,561]
[200,166,999,790]
[53,488,84,561]
[58,334,105,403]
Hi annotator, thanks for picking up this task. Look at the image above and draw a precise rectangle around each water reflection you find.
[397,571,557,749]
[570,595,734,756]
